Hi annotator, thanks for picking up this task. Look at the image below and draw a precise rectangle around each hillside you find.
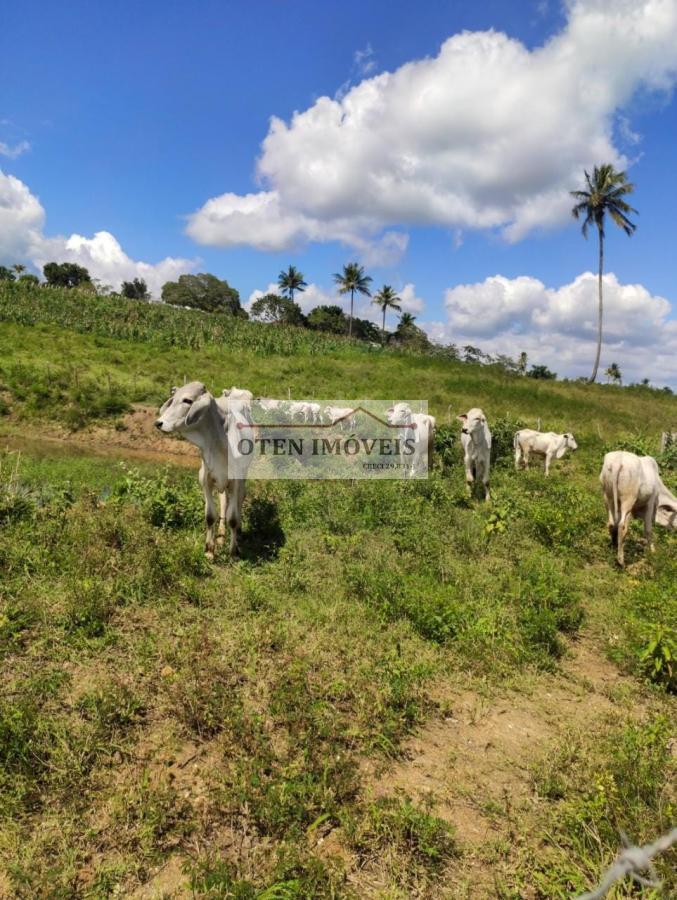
[0,284,675,898]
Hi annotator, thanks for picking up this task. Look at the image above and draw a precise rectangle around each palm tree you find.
[13,264,26,277]
[570,164,637,383]
[605,362,622,385]
[372,285,401,343]
[333,262,372,337]
[277,265,307,303]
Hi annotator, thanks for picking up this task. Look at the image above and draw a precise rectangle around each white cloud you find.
[431,271,677,387]
[0,169,196,296]
[0,140,31,159]
[186,0,677,256]
[398,283,425,314]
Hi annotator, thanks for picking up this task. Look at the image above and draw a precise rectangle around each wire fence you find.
[576,827,677,899]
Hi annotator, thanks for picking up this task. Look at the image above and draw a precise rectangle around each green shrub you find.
[490,415,527,466]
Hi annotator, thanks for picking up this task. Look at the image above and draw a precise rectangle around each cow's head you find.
[564,433,578,451]
[458,408,491,446]
[387,402,412,427]
[155,381,209,433]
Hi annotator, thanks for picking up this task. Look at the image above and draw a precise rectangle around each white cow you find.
[514,429,578,475]
[656,474,677,529]
[156,382,254,558]
[458,408,492,501]
[386,402,436,476]
[324,405,357,430]
[600,451,659,567]
[254,397,287,414]
[222,386,253,409]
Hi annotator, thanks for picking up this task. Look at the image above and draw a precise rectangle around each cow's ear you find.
[185,393,211,427]
[457,414,467,422]
[170,386,178,396]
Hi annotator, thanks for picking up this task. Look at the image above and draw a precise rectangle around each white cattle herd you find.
[155,385,677,567]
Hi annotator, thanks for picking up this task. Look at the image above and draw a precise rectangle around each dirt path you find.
[339,638,644,897]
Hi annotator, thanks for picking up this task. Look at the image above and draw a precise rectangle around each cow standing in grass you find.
[386,402,436,477]
[156,382,254,558]
[458,408,491,500]
[599,450,677,566]
[514,429,578,475]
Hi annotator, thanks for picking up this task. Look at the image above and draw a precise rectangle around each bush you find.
[490,415,527,467]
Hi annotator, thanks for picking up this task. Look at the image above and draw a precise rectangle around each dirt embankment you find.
[0,405,200,468]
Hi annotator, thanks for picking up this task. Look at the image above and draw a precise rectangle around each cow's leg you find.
[617,510,631,567]
[226,478,245,557]
[642,499,657,553]
[514,444,522,470]
[523,449,530,470]
[480,461,491,502]
[544,452,553,476]
[464,457,474,496]
[199,463,217,560]
[216,489,227,547]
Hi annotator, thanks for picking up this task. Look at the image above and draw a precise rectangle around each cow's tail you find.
[611,463,621,524]
[513,431,519,450]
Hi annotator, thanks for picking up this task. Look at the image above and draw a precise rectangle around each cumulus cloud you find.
[186,0,677,256]
[0,169,195,296]
[432,271,677,387]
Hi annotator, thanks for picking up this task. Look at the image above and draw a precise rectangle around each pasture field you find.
[0,285,676,898]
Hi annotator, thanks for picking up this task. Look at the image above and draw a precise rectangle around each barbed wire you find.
[576,827,677,899]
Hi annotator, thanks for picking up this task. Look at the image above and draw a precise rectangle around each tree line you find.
[0,163,642,383]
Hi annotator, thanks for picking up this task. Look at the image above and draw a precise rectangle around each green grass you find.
[1,285,676,438]
[0,283,675,896]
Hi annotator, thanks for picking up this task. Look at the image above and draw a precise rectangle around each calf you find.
[600,451,661,567]
[514,429,578,475]
[156,382,254,558]
[458,408,491,500]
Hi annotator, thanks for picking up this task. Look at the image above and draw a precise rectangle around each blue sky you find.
[2,0,677,383]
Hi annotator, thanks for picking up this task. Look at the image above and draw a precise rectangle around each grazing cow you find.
[324,405,357,430]
[386,402,436,476]
[255,397,287,414]
[600,451,662,567]
[156,382,254,559]
[458,408,492,500]
[514,429,578,475]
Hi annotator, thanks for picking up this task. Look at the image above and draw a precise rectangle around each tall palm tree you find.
[333,262,372,337]
[372,285,401,343]
[570,164,637,383]
[277,265,307,303]
[398,312,416,328]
